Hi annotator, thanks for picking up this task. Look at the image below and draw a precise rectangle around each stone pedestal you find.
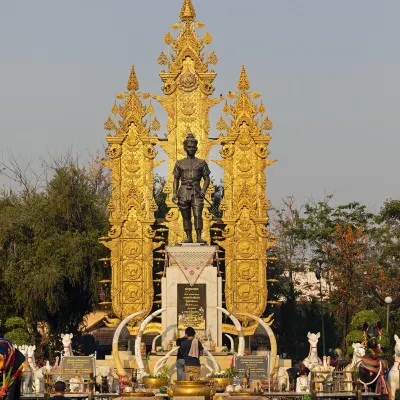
[162,245,222,347]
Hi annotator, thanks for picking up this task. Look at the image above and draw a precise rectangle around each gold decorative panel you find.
[101,65,157,322]
[213,66,277,322]
[149,0,224,244]
[101,0,277,323]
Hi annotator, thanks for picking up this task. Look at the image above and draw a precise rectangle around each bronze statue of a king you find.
[172,133,211,244]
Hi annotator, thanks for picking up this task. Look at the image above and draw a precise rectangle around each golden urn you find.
[167,380,215,399]
[142,377,169,389]
[211,377,234,390]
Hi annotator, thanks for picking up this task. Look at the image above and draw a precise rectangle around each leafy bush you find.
[350,310,379,330]
[5,317,26,330]
[4,328,30,345]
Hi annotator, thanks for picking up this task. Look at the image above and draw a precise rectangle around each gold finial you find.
[216,116,228,133]
[111,101,119,115]
[180,0,196,22]
[104,116,116,131]
[150,116,161,132]
[164,32,174,45]
[157,51,168,66]
[237,64,250,91]
[207,50,219,65]
[147,101,155,115]
[127,64,139,92]
[202,32,213,45]
[258,101,266,115]
[223,102,230,114]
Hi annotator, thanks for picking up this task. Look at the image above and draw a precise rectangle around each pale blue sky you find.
[1,0,399,211]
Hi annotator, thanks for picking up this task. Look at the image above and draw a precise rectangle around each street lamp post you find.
[316,260,326,356]
[384,296,393,333]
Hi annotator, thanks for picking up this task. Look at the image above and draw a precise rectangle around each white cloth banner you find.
[166,245,217,286]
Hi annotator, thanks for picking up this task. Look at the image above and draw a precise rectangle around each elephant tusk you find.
[112,311,148,378]
[216,307,245,356]
[224,334,235,353]
[135,308,167,377]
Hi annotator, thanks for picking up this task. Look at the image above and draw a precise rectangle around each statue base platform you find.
[162,245,222,347]
[96,353,233,380]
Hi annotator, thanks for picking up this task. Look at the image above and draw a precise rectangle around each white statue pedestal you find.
[162,244,222,347]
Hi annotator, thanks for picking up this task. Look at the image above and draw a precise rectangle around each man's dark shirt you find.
[180,339,204,366]
[52,395,67,400]
[176,337,187,360]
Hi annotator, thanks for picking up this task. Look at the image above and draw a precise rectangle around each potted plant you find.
[142,366,170,389]
[208,367,238,390]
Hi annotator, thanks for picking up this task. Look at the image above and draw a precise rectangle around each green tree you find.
[346,309,390,358]
[302,197,376,262]
[0,157,109,341]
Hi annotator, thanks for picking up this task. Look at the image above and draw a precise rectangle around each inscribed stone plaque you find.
[61,356,96,380]
[236,356,269,379]
[177,284,206,330]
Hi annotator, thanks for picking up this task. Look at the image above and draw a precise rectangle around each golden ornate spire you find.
[127,64,139,92]
[237,64,250,91]
[238,64,250,91]
[180,0,196,22]
[102,62,157,322]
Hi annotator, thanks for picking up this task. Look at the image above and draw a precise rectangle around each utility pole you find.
[316,260,326,356]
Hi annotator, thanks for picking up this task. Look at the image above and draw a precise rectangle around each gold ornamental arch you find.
[101,0,277,324]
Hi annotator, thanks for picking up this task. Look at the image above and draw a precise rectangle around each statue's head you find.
[183,132,198,156]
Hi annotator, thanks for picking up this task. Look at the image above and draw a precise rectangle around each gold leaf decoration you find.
[226,92,237,99]
[164,31,174,45]
[180,0,196,22]
[258,101,266,115]
[202,31,213,45]
[150,116,161,132]
[238,64,250,91]
[195,21,205,28]
[262,117,273,131]
[171,23,181,30]
[147,102,154,115]
[111,101,119,115]
[157,51,169,66]
[104,116,116,131]
[141,93,150,99]
[116,92,126,100]
[207,50,219,65]
[250,92,261,99]
[223,102,230,115]
[216,116,228,132]
[127,64,139,91]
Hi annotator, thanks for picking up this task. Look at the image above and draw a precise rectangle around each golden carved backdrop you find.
[102,0,275,322]
[101,66,159,322]
[151,0,223,245]
[214,66,277,322]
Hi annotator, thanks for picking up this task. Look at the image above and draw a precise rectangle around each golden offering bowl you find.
[210,377,234,389]
[167,380,215,398]
[142,377,169,389]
